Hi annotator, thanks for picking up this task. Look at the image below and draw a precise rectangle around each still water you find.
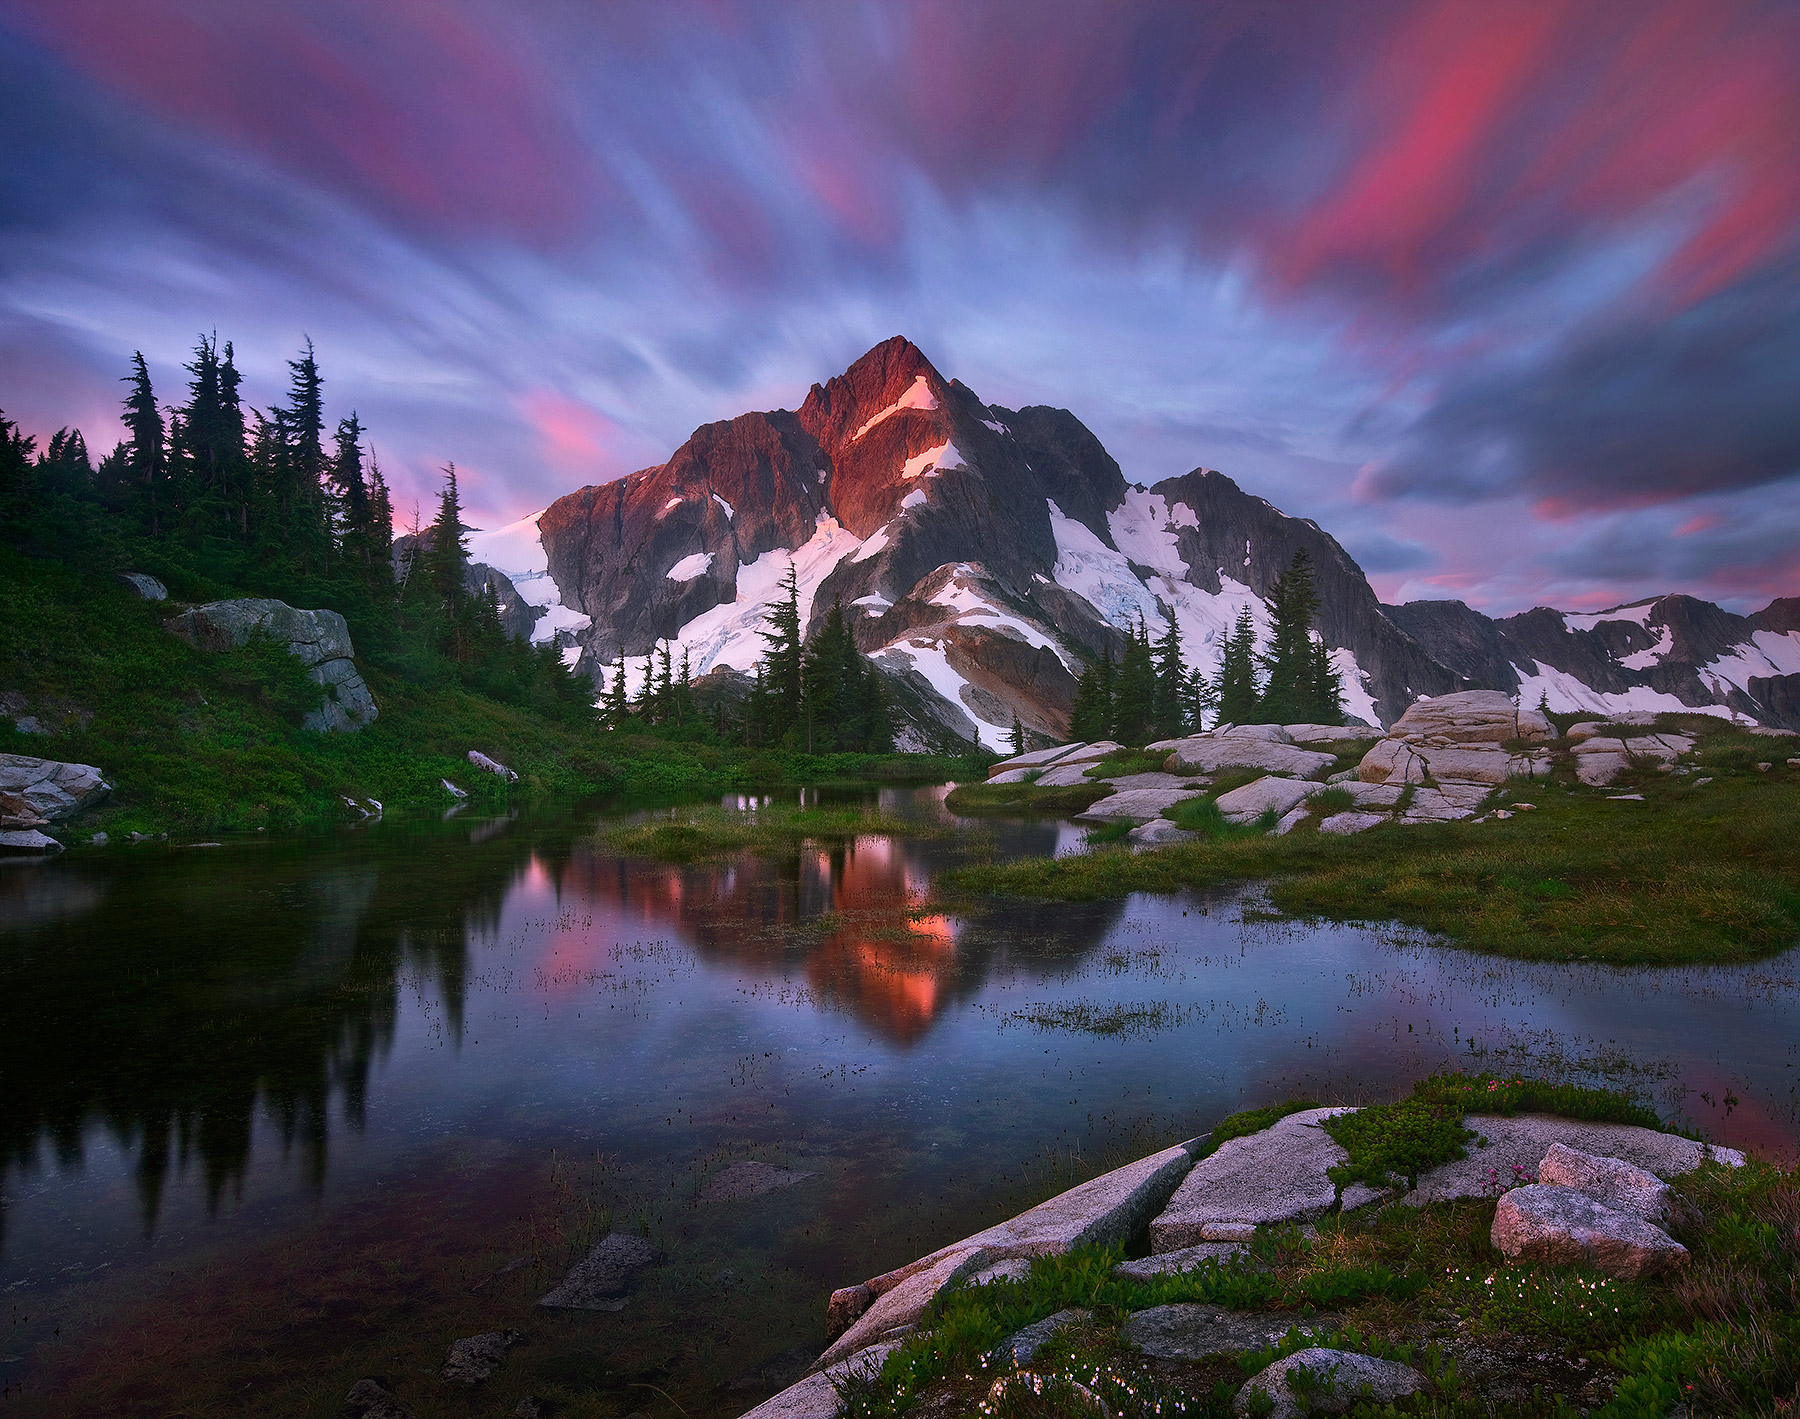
[2,787,1797,1417]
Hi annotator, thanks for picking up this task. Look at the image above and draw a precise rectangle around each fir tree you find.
[1113,618,1157,744]
[602,653,631,727]
[280,337,330,572]
[1009,713,1026,756]
[1305,636,1344,725]
[120,352,167,536]
[1213,605,1260,725]
[331,413,371,564]
[1255,549,1321,723]
[426,462,471,612]
[1151,618,1186,738]
[1069,654,1112,743]
[757,561,804,741]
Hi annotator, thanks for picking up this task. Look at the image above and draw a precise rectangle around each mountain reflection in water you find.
[0,797,1098,1244]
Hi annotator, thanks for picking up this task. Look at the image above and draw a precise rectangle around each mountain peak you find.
[798,336,947,450]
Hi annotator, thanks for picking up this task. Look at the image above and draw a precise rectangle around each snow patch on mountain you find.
[1331,646,1380,727]
[1048,498,1166,632]
[666,551,714,582]
[902,441,965,480]
[660,497,683,516]
[1512,660,1739,719]
[712,493,734,518]
[928,565,1072,667]
[884,637,1010,751]
[1564,601,1658,630]
[853,373,938,442]
[660,514,863,675]
[1618,625,1674,671]
[466,511,592,646]
[900,488,927,510]
[1700,630,1800,692]
[1106,489,1188,577]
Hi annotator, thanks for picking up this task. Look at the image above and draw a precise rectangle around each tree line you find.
[595,564,892,753]
[1068,550,1344,743]
[1,338,593,723]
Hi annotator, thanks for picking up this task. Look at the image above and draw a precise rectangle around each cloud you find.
[1365,268,1800,509]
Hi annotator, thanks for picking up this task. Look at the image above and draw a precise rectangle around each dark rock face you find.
[1748,673,1800,730]
[1385,600,1524,694]
[516,335,1799,743]
[1383,592,1799,723]
[467,564,545,643]
[1145,469,1464,723]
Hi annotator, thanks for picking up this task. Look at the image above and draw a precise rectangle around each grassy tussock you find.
[944,762,1800,964]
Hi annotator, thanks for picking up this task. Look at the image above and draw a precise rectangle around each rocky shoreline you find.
[734,1102,1742,1419]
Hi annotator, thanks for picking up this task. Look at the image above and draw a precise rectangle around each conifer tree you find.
[1152,618,1186,738]
[280,338,330,572]
[0,407,38,533]
[1213,605,1260,725]
[1010,713,1026,756]
[1069,654,1112,742]
[602,653,631,727]
[1255,549,1321,723]
[1305,636,1344,725]
[757,561,804,741]
[331,413,371,565]
[426,462,470,610]
[120,352,167,535]
[1113,618,1156,744]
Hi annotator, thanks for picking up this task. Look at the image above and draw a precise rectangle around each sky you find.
[1,0,1797,617]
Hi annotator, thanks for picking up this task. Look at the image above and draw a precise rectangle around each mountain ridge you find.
[464,338,1800,743]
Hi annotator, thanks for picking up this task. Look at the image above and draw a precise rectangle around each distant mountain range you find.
[464,337,1800,746]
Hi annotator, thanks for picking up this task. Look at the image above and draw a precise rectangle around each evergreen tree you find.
[0,407,38,534]
[37,428,92,498]
[331,413,371,566]
[426,462,471,618]
[1009,713,1025,756]
[366,453,395,573]
[1152,618,1186,738]
[1305,636,1344,725]
[602,653,632,727]
[1213,605,1260,725]
[279,337,330,572]
[1113,618,1156,744]
[756,561,804,741]
[1069,654,1112,742]
[1255,549,1321,723]
[120,352,168,535]
[1181,664,1216,732]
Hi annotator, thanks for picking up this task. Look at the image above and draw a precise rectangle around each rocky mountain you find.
[463,337,1800,744]
[1387,595,1800,730]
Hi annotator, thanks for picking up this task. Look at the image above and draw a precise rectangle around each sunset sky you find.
[2,0,1797,615]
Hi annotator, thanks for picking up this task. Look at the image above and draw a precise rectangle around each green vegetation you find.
[836,1136,1800,1419]
[944,747,1800,964]
[1195,1100,1322,1159]
[601,802,954,861]
[944,778,1112,814]
[1082,747,1172,778]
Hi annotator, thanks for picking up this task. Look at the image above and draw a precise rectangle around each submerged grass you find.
[944,760,1800,964]
[944,779,1112,814]
[602,802,955,861]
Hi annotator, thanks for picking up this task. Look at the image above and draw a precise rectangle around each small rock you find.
[994,1307,1088,1366]
[1695,776,1713,785]
[1114,1242,1247,1279]
[825,1283,872,1338]
[118,572,168,600]
[513,1399,547,1419]
[1537,1144,1675,1224]
[1756,762,1772,772]
[0,827,62,854]
[1606,793,1645,801]
[700,1160,817,1202]
[538,1231,657,1309]
[470,750,520,782]
[1318,810,1386,835]
[1234,1347,1425,1418]
[441,1329,522,1385]
[1492,1185,1689,1278]
[1214,775,1320,824]
[966,1256,1033,1286]
[1127,817,1197,848]
[346,1378,414,1419]
[1124,1304,1331,1361]
[1150,1107,1351,1250]
[1513,802,1537,810]
[88,831,108,845]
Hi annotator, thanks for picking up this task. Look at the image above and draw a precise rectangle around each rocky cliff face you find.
[1386,593,1800,728]
[460,337,1798,746]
